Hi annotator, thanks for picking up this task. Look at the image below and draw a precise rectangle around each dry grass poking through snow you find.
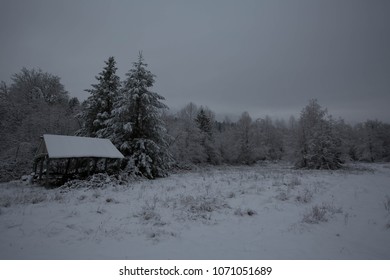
[1,162,390,259]
[302,203,343,224]
[384,195,390,214]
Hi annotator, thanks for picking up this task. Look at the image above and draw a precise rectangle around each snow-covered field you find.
[0,162,389,259]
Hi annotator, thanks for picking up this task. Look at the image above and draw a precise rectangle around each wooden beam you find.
[63,158,71,180]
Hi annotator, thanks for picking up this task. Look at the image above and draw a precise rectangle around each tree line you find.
[0,69,80,182]
[1,54,390,182]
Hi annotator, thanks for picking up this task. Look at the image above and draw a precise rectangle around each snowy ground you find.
[0,162,389,260]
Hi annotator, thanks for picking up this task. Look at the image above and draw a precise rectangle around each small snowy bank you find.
[0,163,389,259]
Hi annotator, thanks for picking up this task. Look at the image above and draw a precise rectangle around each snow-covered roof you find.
[38,134,124,159]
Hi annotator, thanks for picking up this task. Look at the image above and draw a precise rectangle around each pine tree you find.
[78,56,120,138]
[115,52,171,178]
[195,107,213,136]
[195,107,220,164]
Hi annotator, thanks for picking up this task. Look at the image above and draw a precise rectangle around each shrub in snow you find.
[178,195,229,221]
[77,194,87,201]
[227,191,236,199]
[303,205,327,224]
[275,189,290,201]
[105,198,115,203]
[144,228,175,241]
[138,208,161,223]
[303,203,342,224]
[134,195,164,225]
[1,198,11,208]
[136,202,162,225]
[287,176,301,187]
[295,188,313,203]
[234,207,257,216]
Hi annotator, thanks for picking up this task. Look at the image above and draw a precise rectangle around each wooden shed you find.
[34,134,124,185]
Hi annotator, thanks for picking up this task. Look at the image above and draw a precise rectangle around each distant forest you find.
[1,55,390,182]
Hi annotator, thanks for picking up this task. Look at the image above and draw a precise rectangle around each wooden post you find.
[104,158,108,172]
[75,158,79,174]
[63,158,71,180]
[87,159,92,176]
[39,158,44,180]
[92,158,98,173]
[15,144,20,162]
[33,159,37,174]
[45,158,51,186]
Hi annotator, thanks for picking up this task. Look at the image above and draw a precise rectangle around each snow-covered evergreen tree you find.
[78,56,120,138]
[295,99,342,169]
[114,52,171,178]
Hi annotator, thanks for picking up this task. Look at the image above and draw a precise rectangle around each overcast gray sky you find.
[1,0,389,122]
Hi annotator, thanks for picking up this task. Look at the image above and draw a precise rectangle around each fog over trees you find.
[1,55,390,182]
